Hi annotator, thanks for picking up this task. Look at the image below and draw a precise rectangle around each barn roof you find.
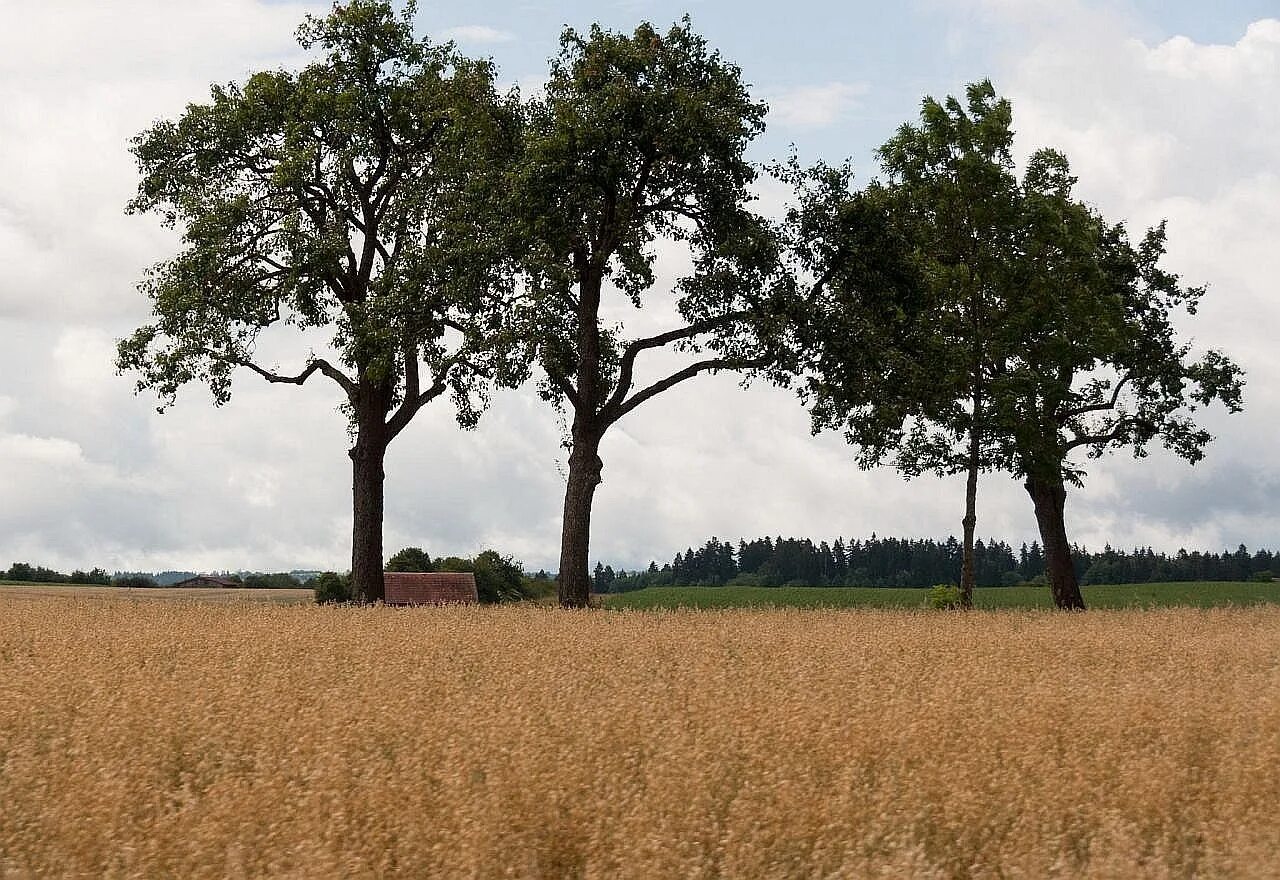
[384,571,478,606]
[173,575,241,589]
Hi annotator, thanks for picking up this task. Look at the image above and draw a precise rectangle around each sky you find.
[0,0,1277,574]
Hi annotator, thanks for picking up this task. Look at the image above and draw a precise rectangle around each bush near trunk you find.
[313,573,353,605]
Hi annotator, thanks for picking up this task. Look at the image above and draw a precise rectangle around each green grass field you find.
[603,581,1280,610]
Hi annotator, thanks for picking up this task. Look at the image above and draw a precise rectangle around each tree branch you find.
[1063,413,1158,452]
[386,373,448,441]
[604,311,750,414]
[385,346,496,441]
[549,373,582,410]
[1063,373,1133,419]
[608,352,771,424]
[232,356,357,398]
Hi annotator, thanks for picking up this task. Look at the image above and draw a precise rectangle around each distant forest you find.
[594,537,1279,592]
[1,564,313,589]
[8,537,1276,595]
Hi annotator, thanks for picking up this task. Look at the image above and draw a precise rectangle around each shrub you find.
[313,572,352,604]
[927,584,962,610]
[1251,571,1275,583]
[473,551,528,604]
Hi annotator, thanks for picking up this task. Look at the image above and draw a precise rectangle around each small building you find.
[384,571,478,606]
[172,575,242,589]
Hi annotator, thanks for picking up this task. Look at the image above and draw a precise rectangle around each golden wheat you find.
[1,598,1278,879]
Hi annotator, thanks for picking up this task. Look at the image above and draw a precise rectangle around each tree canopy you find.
[117,0,526,602]
[795,81,1244,609]
[386,546,432,572]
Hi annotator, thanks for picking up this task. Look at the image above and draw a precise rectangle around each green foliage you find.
[927,584,963,610]
[313,572,353,604]
[112,574,158,588]
[386,547,432,572]
[5,563,70,583]
[1251,571,1274,583]
[68,568,112,586]
[472,550,527,604]
[511,17,785,422]
[428,550,529,603]
[241,572,303,589]
[801,81,1027,479]
[797,80,1244,489]
[118,0,526,418]
[433,556,473,573]
[520,572,557,600]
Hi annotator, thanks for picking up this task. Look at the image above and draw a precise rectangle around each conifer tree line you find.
[593,537,1277,592]
[117,1,1245,610]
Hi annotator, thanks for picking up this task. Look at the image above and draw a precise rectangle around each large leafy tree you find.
[117,1,524,603]
[992,154,1244,609]
[510,20,785,608]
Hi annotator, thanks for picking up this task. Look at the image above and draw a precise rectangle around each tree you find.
[117,2,525,603]
[785,87,1014,608]
[864,81,1023,608]
[432,555,473,572]
[386,546,432,572]
[510,20,785,608]
[990,159,1244,608]
[800,82,1244,610]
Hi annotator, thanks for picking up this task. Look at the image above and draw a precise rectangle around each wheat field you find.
[2,598,1278,878]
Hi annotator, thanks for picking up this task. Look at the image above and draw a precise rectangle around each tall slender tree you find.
[117,1,525,602]
[510,20,785,608]
[800,81,1022,608]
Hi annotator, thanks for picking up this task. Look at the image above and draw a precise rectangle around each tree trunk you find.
[1025,475,1086,610]
[959,434,979,609]
[558,432,603,609]
[350,394,391,604]
[959,382,982,608]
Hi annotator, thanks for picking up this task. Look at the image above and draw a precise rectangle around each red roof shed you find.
[173,576,242,589]
[384,572,478,606]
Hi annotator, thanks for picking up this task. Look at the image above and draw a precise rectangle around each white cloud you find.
[1142,19,1280,82]
[763,81,868,129]
[0,1,320,322]
[441,25,516,45]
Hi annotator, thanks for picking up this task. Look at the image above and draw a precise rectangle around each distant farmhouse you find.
[384,572,477,606]
[172,575,241,589]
